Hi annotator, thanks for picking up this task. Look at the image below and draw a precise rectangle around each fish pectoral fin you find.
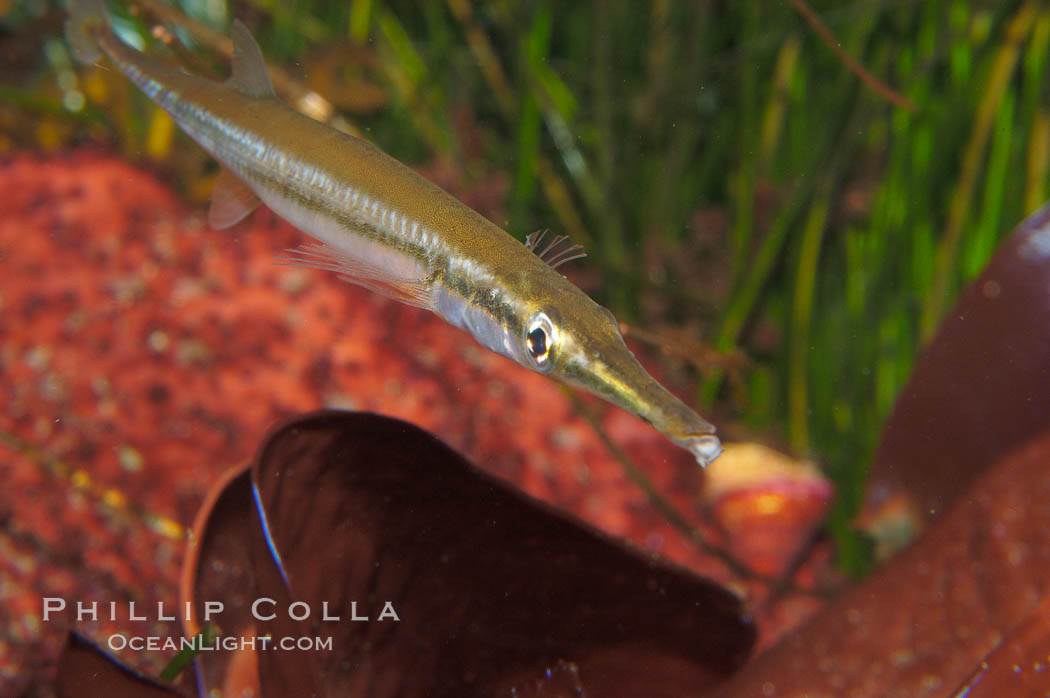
[226,20,276,98]
[276,242,433,308]
[208,168,261,230]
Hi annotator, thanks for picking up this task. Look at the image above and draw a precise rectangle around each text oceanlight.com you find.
[108,634,335,652]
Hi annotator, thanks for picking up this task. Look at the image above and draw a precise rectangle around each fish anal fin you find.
[208,168,261,230]
[226,20,276,98]
[277,242,432,309]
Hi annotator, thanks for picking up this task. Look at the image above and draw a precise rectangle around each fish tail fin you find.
[65,0,109,63]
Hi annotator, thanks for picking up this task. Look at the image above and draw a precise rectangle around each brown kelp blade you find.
[187,410,754,697]
[950,593,1050,697]
[55,633,183,698]
[180,465,320,697]
[869,203,1050,523]
[708,429,1050,698]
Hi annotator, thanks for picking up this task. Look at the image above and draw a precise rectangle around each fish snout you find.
[672,433,724,468]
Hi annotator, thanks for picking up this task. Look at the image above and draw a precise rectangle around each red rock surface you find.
[0,152,827,693]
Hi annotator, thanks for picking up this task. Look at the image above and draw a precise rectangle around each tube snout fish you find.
[65,0,723,467]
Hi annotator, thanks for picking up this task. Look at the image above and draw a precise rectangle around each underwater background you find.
[3,0,1050,695]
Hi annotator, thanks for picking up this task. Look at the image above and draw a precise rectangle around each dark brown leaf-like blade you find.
[55,633,184,698]
[709,429,1050,698]
[237,410,754,697]
[181,465,321,697]
[869,204,1050,521]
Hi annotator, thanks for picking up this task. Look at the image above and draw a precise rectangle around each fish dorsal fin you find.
[276,242,433,308]
[525,229,586,270]
[208,168,261,229]
[226,20,275,98]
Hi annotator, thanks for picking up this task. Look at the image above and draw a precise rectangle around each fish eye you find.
[525,311,556,371]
